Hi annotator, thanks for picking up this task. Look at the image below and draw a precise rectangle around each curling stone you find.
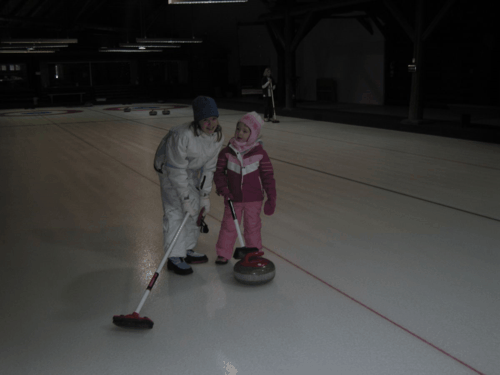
[149,110,157,116]
[234,251,275,285]
[162,109,170,115]
[124,107,131,112]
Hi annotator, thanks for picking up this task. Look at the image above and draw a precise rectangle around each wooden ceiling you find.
[0,0,496,52]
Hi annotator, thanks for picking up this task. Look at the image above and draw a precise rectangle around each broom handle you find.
[135,212,190,314]
[270,82,277,119]
[228,199,245,248]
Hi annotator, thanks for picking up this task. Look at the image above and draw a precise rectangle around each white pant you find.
[158,173,201,258]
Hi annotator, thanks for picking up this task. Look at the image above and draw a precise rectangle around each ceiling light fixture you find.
[99,48,162,53]
[0,44,68,49]
[168,0,247,3]
[0,39,77,44]
[136,37,202,44]
[0,50,56,53]
[119,43,181,48]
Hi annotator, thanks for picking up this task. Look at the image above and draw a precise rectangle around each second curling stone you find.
[234,251,275,285]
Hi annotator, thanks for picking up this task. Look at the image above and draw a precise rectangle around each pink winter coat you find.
[214,142,276,203]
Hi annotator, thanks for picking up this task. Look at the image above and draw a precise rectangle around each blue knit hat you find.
[192,96,219,123]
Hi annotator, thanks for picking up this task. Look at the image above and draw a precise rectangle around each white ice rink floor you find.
[1,103,499,375]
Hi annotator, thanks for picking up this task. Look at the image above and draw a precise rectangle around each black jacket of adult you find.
[261,76,276,98]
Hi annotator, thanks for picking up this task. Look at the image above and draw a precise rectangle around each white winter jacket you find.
[154,121,225,199]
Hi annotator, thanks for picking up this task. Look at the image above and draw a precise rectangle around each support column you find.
[284,4,294,110]
[407,0,425,123]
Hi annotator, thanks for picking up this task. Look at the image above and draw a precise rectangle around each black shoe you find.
[167,257,193,275]
[185,249,209,264]
[215,256,229,265]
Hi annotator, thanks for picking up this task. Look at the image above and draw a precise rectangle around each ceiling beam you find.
[365,7,389,40]
[16,0,41,18]
[260,0,374,21]
[355,15,373,35]
[2,0,28,16]
[422,0,457,41]
[145,1,169,34]
[27,0,55,18]
[382,0,414,42]
[72,0,99,25]
[265,20,284,53]
[291,10,321,51]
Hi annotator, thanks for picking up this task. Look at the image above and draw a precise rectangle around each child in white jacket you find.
[154,96,225,275]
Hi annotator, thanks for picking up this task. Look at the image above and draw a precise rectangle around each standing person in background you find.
[261,67,276,122]
[154,96,225,275]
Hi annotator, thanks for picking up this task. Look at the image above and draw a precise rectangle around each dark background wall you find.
[0,0,498,109]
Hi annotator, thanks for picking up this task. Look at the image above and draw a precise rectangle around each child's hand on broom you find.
[217,187,234,201]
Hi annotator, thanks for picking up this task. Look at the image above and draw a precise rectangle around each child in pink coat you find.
[213,111,277,264]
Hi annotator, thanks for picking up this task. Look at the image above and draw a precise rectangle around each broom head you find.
[233,247,260,260]
[113,312,154,329]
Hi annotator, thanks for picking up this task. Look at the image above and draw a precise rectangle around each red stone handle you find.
[241,251,265,266]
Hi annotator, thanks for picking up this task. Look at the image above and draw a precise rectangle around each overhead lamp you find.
[0,39,77,44]
[0,47,59,52]
[0,50,56,53]
[136,37,202,44]
[119,43,181,48]
[169,0,247,3]
[0,44,68,49]
[99,48,162,53]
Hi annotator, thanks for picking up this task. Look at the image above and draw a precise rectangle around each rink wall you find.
[296,18,385,105]
[237,17,385,105]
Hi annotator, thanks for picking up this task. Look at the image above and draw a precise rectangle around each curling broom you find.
[112,212,190,329]
[270,82,280,123]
